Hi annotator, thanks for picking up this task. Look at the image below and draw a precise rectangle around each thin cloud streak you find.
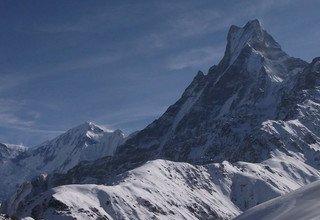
[166,46,225,70]
[0,99,63,136]
[94,105,168,130]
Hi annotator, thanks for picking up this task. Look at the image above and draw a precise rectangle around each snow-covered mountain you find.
[235,179,320,220]
[0,122,125,201]
[22,122,125,174]
[114,19,308,165]
[2,19,320,219]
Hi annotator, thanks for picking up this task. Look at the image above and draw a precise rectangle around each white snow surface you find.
[235,179,320,220]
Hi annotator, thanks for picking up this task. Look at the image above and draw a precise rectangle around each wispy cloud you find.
[94,104,168,130]
[143,10,229,50]
[42,52,126,74]
[32,2,142,34]
[1,51,133,83]
[144,0,293,50]
[36,23,90,33]
[0,74,31,92]
[166,46,224,70]
[10,1,287,80]
[0,99,63,135]
[0,99,35,126]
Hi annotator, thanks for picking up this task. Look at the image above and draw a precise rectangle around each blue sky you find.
[1,0,320,146]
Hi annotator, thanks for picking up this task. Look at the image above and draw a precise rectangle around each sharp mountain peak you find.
[221,19,285,67]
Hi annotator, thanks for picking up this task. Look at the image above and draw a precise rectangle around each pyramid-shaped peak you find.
[81,122,118,134]
[62,122,106,139]
[228,19,262,36]
[227,19,279,50]
[221,19,282,66]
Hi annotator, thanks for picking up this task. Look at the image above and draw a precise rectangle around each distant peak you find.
[43,122,124,147]
[83,121,118,133]
[80,122,124,136]
[64,122,105,137]
[80,121,102,130]
[86,121,103,130]
[0,143,27,151]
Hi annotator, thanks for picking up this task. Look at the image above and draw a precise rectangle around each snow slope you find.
[235,180,320,220]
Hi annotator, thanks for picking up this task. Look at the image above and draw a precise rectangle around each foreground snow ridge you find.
[9,157,320,219]
[235,180,320,220]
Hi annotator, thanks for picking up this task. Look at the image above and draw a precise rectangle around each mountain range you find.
[1,19,320,219]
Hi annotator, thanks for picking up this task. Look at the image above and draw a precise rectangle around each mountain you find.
[20,122,125,174]
[2,19,320,219]
[235,179,320,220]
[0,122,125,201]
[114,19,308,164]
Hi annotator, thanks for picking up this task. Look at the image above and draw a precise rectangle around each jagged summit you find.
[221,19,283,69]
[244,19,262,28]
[65,122,105,140]
[66,121,109,135]
[228,19,280,50]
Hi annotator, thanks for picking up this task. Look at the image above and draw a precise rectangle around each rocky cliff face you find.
[3,20,320,219]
